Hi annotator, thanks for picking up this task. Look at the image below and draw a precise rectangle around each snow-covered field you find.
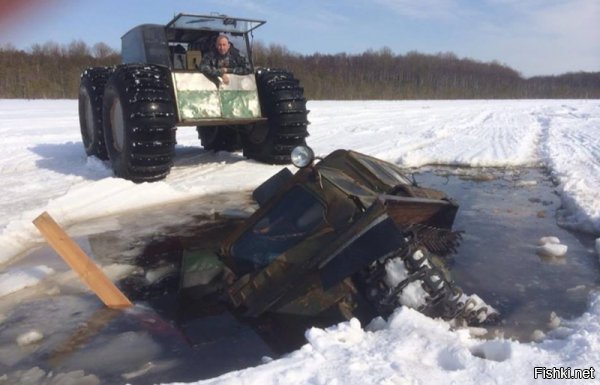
[1,99,599,384]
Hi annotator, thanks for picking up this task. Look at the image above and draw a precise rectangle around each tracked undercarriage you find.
[360,240,497,326]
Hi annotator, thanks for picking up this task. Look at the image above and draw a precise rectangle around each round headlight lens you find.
[291,146,315,168]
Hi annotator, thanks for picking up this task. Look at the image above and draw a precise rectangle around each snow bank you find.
[171,300,600,385]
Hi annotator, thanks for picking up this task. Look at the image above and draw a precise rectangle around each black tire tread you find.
[78,66,114,160]
[243,68,310,164]
[103,64,177,182]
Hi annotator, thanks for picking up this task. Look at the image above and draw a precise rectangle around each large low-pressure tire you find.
[197,125,242,152]
[102,64,177,182]
[243,68,309,164]
[78,67,114,160]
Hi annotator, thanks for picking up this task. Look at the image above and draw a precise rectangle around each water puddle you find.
[0,167,598,384]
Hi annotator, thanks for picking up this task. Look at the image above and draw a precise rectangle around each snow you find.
[384,251,429,309]
[536,236,569,259]
[1,99,599,384]
[537,242,568,259]
[538,236,561,245]
[0,265,54,297]
[16,330,44,347]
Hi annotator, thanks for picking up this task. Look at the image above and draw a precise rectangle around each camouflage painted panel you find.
[177,90,222,119]
[219,75,261,118]
[172,72,260,121]
[173,73,221,120]
[220,91,260,118]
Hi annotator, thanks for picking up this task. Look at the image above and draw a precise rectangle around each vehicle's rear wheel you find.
[197,125,242,152]
[102,64,177,182]
[78,67,114,160]
[243,68,309,164]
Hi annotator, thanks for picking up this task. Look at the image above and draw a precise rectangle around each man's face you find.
[216,37,230,56]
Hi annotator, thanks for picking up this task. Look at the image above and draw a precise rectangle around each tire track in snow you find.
[398,104,541,167]
[535,104,600,233]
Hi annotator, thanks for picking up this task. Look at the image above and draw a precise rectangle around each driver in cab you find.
[198,35,252,85]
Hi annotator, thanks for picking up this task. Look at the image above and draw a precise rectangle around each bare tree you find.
[67,40,90,57]
[92,42,117,59]
[0,40,598,99]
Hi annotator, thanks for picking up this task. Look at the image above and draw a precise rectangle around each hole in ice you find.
[1,168,598,383]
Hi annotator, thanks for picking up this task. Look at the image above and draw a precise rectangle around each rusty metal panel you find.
[380,195,458,229]
[392,184,449,200]
[273,276,353,316]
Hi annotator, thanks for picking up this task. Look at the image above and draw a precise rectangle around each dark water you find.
[0,167,598,384]
[413,167,600,340]
[0,204,335,384]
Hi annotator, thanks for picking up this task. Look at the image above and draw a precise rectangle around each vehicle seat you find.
[171,44,186,69]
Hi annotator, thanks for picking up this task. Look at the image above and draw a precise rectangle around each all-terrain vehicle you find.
[78,13,309,182]
[182,147,497,326]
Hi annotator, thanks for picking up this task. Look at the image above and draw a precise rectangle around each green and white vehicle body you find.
[78,13,309,182]
[121,13,266,125]
[172,72,262,123]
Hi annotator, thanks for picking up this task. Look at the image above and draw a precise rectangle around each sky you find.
[0,0,598,77]
[0,99,599,383]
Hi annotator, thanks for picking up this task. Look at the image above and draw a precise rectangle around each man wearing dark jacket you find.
[198,35,252,85]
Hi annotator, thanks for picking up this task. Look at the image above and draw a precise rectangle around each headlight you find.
[291,146,315,168]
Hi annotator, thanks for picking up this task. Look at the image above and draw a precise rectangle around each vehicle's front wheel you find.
[243,68,309,164]
[78,66,114,160]
[102,64,177,182]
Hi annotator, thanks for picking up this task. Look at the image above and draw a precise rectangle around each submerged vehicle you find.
[182,147,497,326]
[78,13,309,182]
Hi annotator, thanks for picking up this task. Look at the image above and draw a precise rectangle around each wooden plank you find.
[33,211,133,309]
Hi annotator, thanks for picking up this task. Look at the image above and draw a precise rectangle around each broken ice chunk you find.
[536,236,567,260]
[537,236,560,245]
[536,243,568,258]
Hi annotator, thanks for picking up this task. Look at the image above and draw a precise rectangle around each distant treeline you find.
[1,40,599,99]
[0,41,119,99]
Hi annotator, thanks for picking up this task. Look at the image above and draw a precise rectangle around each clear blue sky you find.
[1,0,598,77]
